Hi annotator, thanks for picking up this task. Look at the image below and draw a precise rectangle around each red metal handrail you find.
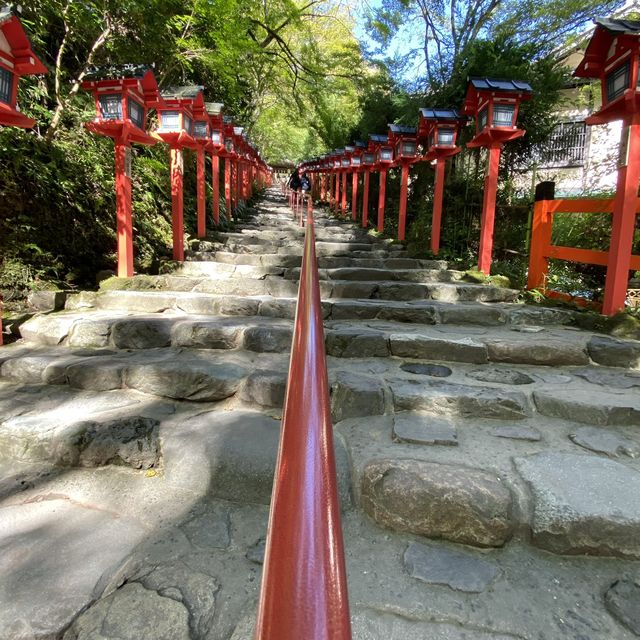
[254,202,352,640]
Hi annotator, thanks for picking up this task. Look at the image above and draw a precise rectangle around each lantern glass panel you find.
[334,160,341,168]
[428,132,435,149]
[352,156,361,166]
[380,147,393,162]
[211,130,222,144]
[364,152,376,164]
[0,66,13,104]
[402,141,417,156]
[478,106,488,131]
[160,110,180,130]
[127,98,145,129]
[194,120,208,138]
[437,128,455,145]
[607,60,630,102]
[492,104,515,127]
[183,114,193,135]
[99,94,123,120]
[225,138,233,153]
[341,157,351,167]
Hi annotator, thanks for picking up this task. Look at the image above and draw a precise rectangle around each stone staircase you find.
[1,188,639,639]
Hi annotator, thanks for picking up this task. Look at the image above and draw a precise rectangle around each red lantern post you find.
[461,77,532,274]
[207,102,224,226]
[370,133,394,233]
[340,147,351,217]
[575,18,640,315]
[191,93,211,238]
[152,86,202,261]
[221,120,236,220]
[333,152,342,213]
[0,6,47,345]
[360,144,377,229]
[82,66,160,277]
[350,142,365,221]
[417,108,468,254]
[388,124,418,241]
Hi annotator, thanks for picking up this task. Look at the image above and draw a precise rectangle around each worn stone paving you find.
[1,188,640,639]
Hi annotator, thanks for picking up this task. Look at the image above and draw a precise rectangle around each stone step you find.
[19,312,621,373]
[99,275,519,303]
[283,266,465,283]
[194,240,407,258]
[65,289,577,327]
[3,342,638,427]
[186,250,448,271]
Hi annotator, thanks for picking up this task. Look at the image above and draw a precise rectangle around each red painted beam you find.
[254,205,352,640]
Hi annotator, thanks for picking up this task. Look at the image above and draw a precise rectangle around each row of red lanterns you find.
[300,77,532,274]
[80,66,271,276]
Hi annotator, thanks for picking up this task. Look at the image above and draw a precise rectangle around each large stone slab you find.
[588,335,640,369]
[171,320,243,349]
[570,426,640,458]
[331,371,387,422]
[325,329,390,357]
[605,579,640,636]
[111,317,174,349]
[391,379,531,420]
[392,412,458,446]
[0,499,147,640]
[165,410,351,508]
[0,392,158,468]
[361,458,513,547]
[124,356,247,401]
[19,313,77,346]
[62,582,191,640]
[534,388,640,425]
[514,452,640,558]
[403,542,500,593]
[389,334,488,364]
[487,338,589,366]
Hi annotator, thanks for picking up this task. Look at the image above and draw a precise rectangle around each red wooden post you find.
[378,169,387,233]
[398,163,410,241]
[196,146,206,238]
[211,154,220,225]
[362,169,370,228]
[478,143,502,274]
[351,170,358,221]
[431,158,446,254]
[334,172,340,213]
[341,171,347,216]
[603,113,640,314]
[225,157,232,220]
[254,209,352,640]
[527,200,553,291]
[170,147,184,261]
[115,142,134,276]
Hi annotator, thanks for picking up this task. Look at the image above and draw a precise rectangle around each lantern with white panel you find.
[152,86,202,261]
[369,133,393,232]
[206,102,224,226]
[461,77,532,274]
[0,5,47,128]
[0,5,46,345]
[388,124,418,241]
[574,18,640,314]
[81,65,160,278]
[418,108,468,254]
